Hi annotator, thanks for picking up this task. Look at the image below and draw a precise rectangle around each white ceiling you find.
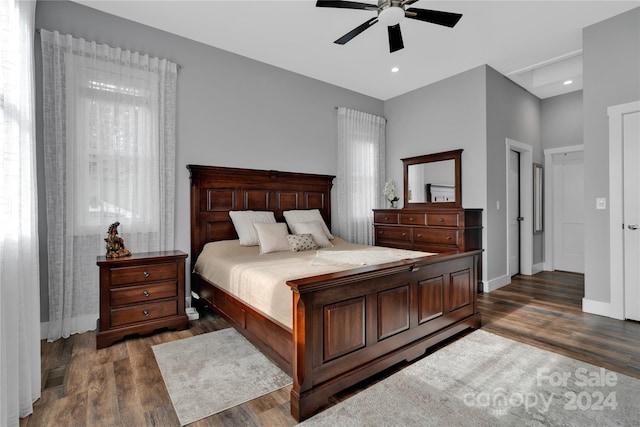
[73,0,639,100]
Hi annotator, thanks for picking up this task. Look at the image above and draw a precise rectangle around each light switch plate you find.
[596,198,606,210]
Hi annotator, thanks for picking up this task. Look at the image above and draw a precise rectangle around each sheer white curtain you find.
[40,30,177,341]
[0,0,41,424]
[335,107,386,245]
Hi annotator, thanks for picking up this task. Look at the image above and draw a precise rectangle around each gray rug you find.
[152,327,292,426]
[300,329,640,426]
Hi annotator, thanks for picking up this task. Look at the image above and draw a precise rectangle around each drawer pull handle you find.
[439,217,445,222]
[384,216,389,220]
[446,235,452,240]
[417,234,422,238]
[409,217,414,221]
[143,290,150,297]
[143,271,150,278]
[402,232,407,237]
[379,231,384,235]
[143,310,150,317]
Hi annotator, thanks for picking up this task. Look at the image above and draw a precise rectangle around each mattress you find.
[193,237,433,329]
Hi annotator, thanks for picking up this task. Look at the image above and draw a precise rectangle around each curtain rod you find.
[35,29,182,70]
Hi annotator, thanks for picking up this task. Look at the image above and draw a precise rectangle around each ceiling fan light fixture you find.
[378,7,405,27]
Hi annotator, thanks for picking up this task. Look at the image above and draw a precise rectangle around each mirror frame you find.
[402,149,463,208]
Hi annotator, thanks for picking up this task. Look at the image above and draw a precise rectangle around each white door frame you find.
[543,144,585,272]
[506,139,533,276]
[607,100,640,320]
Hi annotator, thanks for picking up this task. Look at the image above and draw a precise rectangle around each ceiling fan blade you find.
[335,17,378,45]
[405,8,463,27]
[388,24,404,53]
[401,0,420,6]
[316,1,378,11]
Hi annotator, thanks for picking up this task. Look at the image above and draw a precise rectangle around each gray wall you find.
[485,66,543,277]
[583,7,640,303]
[34,0,384,321]
[384,65,488,280]
[541,91,583,150]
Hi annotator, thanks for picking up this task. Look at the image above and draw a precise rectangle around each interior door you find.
[553,151,584,273]
[623,110,640,321]
[508,150,520,276]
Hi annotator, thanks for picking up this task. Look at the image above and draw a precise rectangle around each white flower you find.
[383,180,398,201]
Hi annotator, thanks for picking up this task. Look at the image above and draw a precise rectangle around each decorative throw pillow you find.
[290,221,333,248]
[283,209,334,240]
[253,222,291,254]
[229,210,276,246]
[287,234,318,252]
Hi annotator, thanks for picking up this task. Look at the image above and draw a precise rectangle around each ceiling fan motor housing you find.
[378,1,405,27]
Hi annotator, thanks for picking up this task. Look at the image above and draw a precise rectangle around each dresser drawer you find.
[110,299,178,327]
[414,228,458,245]
[376,226,411,241]
[110,280,178,307]
[426,213,459,227]
[110,262,177,286]
[399,213,426,226]
[374,212,399,224]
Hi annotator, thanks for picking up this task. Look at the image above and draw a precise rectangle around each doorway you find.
[608,100,640,320]
[552,151,585,273]
[505,139,533,277]
[508,150,521,276]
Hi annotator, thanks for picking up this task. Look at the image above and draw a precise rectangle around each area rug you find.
[152,328,291,426]
[300,329,639,426]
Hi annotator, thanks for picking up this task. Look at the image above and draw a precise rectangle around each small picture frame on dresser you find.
[96,250,189,349]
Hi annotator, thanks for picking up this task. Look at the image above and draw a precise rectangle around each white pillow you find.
[253,222,291,254]
[290,221,333,248]
[229,210,276,246]
[283,209,334,240]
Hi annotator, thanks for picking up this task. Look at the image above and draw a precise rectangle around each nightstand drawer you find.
[374,212,399,224]
[426,213,459,227]
[110,300,178,327]
[110,262,177,286]
[376,226,411,241]
[414,228,458,245]
[110,281,178,307]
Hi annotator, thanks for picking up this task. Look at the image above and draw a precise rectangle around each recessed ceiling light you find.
[391,66,400,73]
[563,80,573,85]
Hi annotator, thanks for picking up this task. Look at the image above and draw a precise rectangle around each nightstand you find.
[96,250,189,348]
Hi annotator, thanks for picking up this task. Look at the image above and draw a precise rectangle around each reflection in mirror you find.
[533,163,543,233]
[408,160,456,203]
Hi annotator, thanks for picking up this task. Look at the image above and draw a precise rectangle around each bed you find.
[188,165,481,421]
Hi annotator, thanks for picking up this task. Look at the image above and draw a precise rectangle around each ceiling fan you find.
[316,0,462,53]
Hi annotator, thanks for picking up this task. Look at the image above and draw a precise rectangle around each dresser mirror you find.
[402,149,462,208]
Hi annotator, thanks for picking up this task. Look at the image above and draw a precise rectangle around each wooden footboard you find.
[287,250,481,421]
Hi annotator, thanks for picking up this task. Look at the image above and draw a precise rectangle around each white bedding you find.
[193,237,433,329]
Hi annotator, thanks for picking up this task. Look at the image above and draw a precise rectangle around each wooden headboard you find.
[187,165,335,265]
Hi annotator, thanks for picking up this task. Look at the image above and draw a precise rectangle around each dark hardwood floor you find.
[478,271,640,380]
[23,271,640,427]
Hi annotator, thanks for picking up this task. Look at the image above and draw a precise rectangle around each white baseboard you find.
[484,274,511,292]
[582,298,624,320]
[532,263,544,275]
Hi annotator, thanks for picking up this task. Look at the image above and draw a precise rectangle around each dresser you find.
[96,250,189,348]
[373,208,482,253]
